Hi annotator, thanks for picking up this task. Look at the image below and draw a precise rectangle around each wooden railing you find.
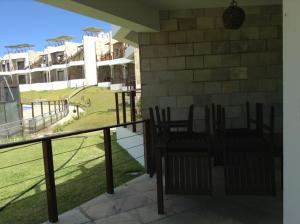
[0,119,152,223]
[114,90,141,132]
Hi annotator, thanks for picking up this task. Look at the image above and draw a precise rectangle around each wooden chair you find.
[222,103,276,195]
[164,106,212,195]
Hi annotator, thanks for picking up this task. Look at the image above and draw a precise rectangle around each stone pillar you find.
[110,65,114,82]
[122,64,127,83]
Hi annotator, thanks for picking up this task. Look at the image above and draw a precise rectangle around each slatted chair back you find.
[164,105,212,195]
[155,106,162,133]
[224,138,276,196]
[188,104,194,133]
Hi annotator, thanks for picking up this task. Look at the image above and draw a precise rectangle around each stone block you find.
[240,27,260,39]
[186,30,204,42]
[159,97,177,108]
[241,53,261,66]
[267,39,282,51]
[240,80,259,92]
[168,82,188,96]
[161,19,178,31]
[169,9,197,19]
[158,71,176,82]
[204,82,222,94]
[194,106,205,119]
[139,33,150,45]
[225,106,241,118]
[141,71,159,84]
[142,84,167,97]
[194,42,211,55]
[175,70,194,82]
[159,11,169,20]
[179,18,197,30]
[214,17,224,29]
[229,67,248,80]
[248,40,266,52]
[167,57,186,70]
[260,26,278,39]
[270,14,282,26]
[196,17,215,29]
[230,41,248,53]
[194,68,229,82]
[266,65,282,78]
[204,54,240,68]
[247,92,266,104]
[247,66,267,79]
[204,55,221,67]
[194,95,211,106]
[177,96,194,107]
[258,79,277,92]
[259,52,282,65]
[141,96,158,112]
[261,5,282,14]
[204,8,224,17]
[243,6,261,14]
[176,43,194,56]
[169,31,186,43]
[243,14,271,27]
[140,59,150,71]
[212,41,230,54]
[204,30,225,41]
[187,83,204,95]
[150,58,167,71]
[222,81,240,93]
[150,32,169,45]
[186,56,204,69]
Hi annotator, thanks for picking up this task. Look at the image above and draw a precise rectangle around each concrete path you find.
[42,168,282,224]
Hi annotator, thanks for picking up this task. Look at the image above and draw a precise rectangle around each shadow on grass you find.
[0,140,144,224]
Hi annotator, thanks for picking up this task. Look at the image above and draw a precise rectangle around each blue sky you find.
[0,0,111,55]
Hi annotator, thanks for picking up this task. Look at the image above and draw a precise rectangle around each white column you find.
[284,1,300,223]
[83,35,98,85]
[110,65,114,82]
[122,64,127,82]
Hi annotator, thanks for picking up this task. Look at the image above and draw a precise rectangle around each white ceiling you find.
[140,0,282,10]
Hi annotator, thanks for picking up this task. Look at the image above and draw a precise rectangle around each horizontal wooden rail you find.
[0,120,146,150]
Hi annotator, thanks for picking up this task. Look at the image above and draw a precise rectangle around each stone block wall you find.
[139,5,282,132]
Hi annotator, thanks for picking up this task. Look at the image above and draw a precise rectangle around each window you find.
[17,61,25,70]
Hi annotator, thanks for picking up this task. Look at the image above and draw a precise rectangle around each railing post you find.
[31,102,35,118]
[121,92,126,127]
[48,101,51,114]
[103,128,114,194]
[143,120,153,176]
[115,92,120,124]
[41,102,44,117]
[54,101,57,114]
[58,101,61,112]
[156,143,164,214]
[130,91,136,132]
[42,139,58,223]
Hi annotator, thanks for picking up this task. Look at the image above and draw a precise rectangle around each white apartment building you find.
[0,28,137,92]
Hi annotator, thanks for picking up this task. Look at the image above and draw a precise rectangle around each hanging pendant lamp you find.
[223,0,245,29]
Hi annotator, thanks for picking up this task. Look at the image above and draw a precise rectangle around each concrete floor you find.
[42,167,283,224]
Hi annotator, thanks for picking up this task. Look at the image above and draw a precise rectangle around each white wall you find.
[283,1,300,223]
[83,36,98,85]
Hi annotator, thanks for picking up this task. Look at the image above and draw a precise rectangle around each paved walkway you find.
[43,168,282,224]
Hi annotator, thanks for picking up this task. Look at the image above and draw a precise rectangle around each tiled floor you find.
[43,168,283,224]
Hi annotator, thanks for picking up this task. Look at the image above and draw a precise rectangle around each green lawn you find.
[0,132,144,224]
[0,87,144,223]
[21,88,76,104]
[57,86,132,131]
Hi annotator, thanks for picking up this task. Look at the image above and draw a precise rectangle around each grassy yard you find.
[55,86,132,131]
[0,87,144,223]
[0,132,144,224]
[20,88,76,104]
